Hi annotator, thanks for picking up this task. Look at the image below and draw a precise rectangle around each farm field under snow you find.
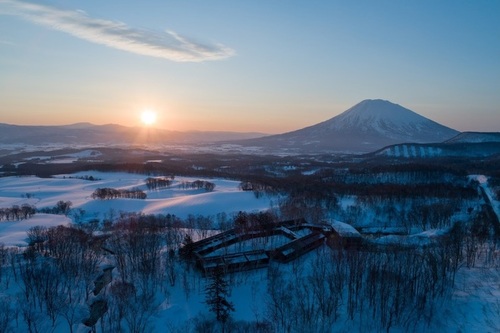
[0,214,71,246]
[0,170,275,225]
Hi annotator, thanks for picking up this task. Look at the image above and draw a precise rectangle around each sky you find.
[0,0,499,134]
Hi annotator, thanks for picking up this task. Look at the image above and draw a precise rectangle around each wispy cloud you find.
[0,0,235,62]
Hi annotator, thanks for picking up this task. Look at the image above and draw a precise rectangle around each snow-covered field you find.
[0,214,70,246]
[0,170,274,223]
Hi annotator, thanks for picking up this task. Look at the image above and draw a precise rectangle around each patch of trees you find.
[323,169,466,186]
[233,211,279,235]
[0,204,36,221]
[326,183,477,199]
[239,181,276,198]
[38,200,73,215]
[266,241,463,333]
[91,188,147,200]
[11,215,187,333]
[64,175,101,181]
[14,162,84,178]
[179,180,216,192]
[335,196,465,233]
[279,194,338,224]
[145,176,174,190]
[263,209,500,333]
[100,214,187,332]
[16,224,101,332]
[487,177,500,200]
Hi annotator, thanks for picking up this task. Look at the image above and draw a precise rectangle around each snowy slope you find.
[323,99,457,141]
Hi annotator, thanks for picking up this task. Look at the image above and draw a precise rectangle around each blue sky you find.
[0,0,499,133]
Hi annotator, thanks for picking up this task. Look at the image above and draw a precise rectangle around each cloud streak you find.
[0,0,235,62]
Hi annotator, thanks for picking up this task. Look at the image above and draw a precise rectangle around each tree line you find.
[91,188,147,200]
[0,204,36,221]
[178,180,216,192]
[145,176,174,190]
[38,200,73,216]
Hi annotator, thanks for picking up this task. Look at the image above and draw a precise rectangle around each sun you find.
[140,109,157,126]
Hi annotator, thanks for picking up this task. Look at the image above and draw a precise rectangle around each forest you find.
[0,205,497,332]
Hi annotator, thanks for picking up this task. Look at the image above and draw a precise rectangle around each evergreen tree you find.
[204,266,234,331]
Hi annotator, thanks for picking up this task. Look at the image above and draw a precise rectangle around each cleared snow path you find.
[472,175,500,228]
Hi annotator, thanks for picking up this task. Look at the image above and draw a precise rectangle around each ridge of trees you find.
[145,176,174,190]
[178,180,215,192]
[91,188,147,200]
[38,200,73,216]
[0,204,36,221]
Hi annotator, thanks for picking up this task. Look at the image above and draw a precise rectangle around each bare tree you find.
[0,296,13,333]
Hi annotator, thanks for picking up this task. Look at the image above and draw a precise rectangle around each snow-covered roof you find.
[330,220,361,238]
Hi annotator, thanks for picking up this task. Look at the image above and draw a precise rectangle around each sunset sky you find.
[1,0,499,133]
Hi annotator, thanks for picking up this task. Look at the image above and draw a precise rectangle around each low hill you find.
[444,132,500,144]
[374,142,500,159]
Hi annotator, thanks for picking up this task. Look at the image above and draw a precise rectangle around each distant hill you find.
[236,99,460,154]
[373,131,500,159]
[444,132,500,144]
[373,142,500,159]
[0,123,267,145]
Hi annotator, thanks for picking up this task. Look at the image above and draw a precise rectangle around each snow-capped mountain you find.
[238,99,460,153]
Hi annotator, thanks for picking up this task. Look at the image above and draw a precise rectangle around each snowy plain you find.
[0,171,275,233]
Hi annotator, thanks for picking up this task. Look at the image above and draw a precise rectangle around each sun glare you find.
[140,109,157,126]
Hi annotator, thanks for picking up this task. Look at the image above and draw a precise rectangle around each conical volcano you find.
[240,99,459,153]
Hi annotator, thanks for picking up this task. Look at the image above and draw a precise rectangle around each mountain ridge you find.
[0,122,268,145]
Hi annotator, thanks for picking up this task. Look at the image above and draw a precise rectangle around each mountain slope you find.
[238,99,459,153]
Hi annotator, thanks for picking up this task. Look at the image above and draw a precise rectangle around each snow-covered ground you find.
[0,170,276,252]
[0,171,275,223]
[0,214,70,246]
